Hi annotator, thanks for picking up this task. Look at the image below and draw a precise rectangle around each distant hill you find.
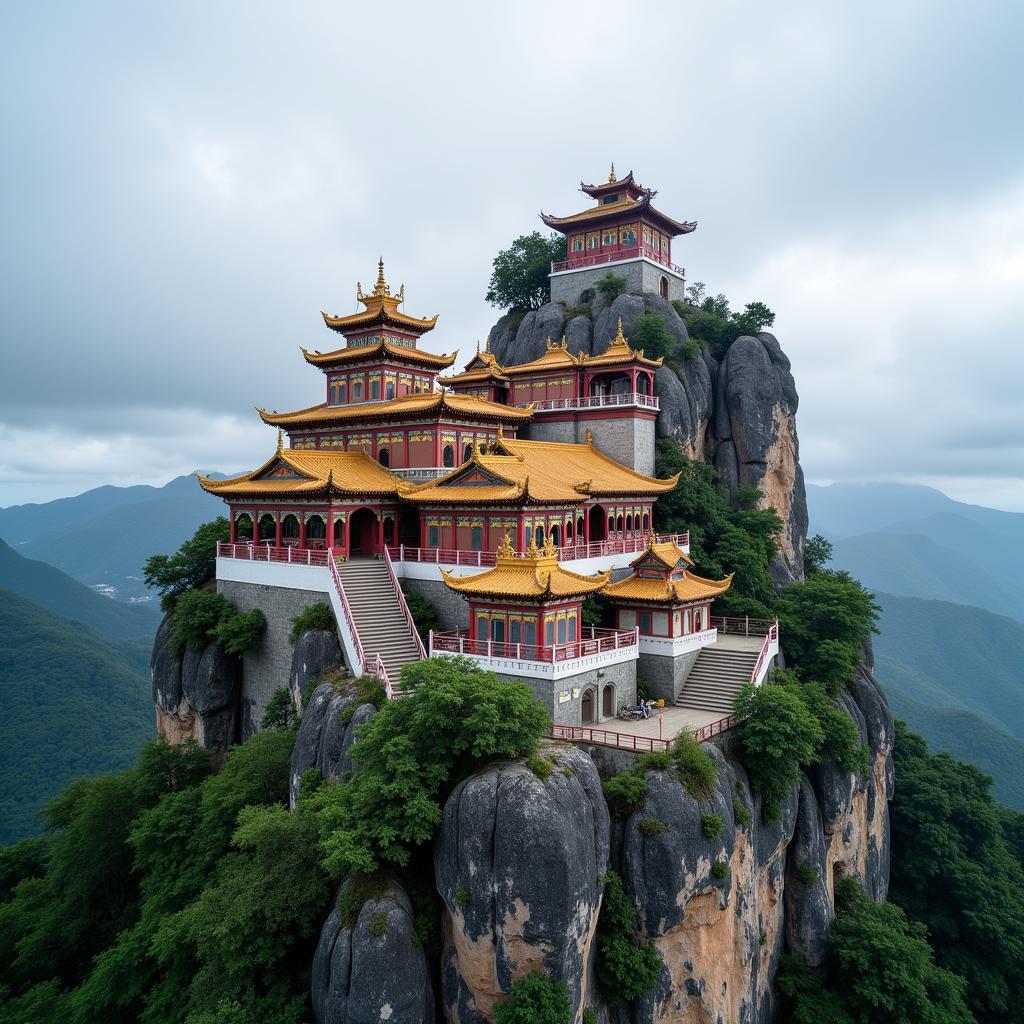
[0,474,223,603]
[0,538,161,641]
[0,587,153,844]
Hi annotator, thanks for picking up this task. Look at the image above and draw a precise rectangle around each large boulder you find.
[151,612,183,715]
[289,628,343,708]
[495,302,568,365]
[435,745,609,1022]
[290,681,377,809]
[312,876,434,1024]
[784,778,833,966]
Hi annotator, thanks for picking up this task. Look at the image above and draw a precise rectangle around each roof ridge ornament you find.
[585,428,593,445]
[614,318,627,346]
[276,429,284,454]
[496,532,516,559]
[609,161,616,183]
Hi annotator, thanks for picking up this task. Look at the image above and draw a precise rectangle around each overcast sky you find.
[1,1,1022,510]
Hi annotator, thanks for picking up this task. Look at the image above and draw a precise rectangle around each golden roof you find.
[441,536,610,601]
[629,536,693,569]
[257,391,533,428]
[585,319,663,369]
[196,449,402,499]
[540,188,696,236]
[302,340,458,370]
[321,259,439,334]
[601,571,733,605]
[400,436,678,506]
[502,335,583,376]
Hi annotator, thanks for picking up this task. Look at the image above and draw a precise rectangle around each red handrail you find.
[329,554,366,671]
[548,712,738,751]
[748,621,779,684]
[430,625,638,664]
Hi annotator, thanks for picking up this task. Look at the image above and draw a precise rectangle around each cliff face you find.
[433,667,893,1024]
[487,293,808,584]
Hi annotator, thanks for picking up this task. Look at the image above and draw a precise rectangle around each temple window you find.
[491,618,505,643]
[557,618,567,644]
[443,445,454,467]
[545,620,554,645]
[476,616,488,641]
[370,380,380,400]
[616,514,624,533]
[535,525,544,547]
[524,618,537,645]
[602,194,619,205]
[428,525,440,547]
[653,611,668,634]
[639,611,652,634]
[471,526,483,551]
[565,520,573,542]
[463,443,473,463]
[603,230,616,246]
[621,226,637,246]
[550,524,560,546]
[587,232,599,250]
[510,619,521,644]
[378,448,390,468]
[353,381,363,401]
[385,381,395,400]
[643,512,650,533]
[608,514,614,534]
[568,614,577,641]
[625,514,633,533]
[283,514,300,539]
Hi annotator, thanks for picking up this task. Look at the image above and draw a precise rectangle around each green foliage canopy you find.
[594,870,662,1003]
[493,970,573,1024]
[144,518,230,611]
[485,232,567,311]
[288,602,335,645]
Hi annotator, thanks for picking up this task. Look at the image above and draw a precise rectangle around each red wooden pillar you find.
[630,368,637,395]
[299,515,307,549]
[584,508,591,544]
[376,513,385,554]
[419,514,426,549]
[274,513,282,547]
[450,517,457,551]
[253,510,261,541]
[516,516,525,553]
[229,514,237,543]
[343,515,351,558]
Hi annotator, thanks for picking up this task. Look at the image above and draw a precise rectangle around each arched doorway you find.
[398,510,419,545]
[602,684,615,718]
[307,514,326,548]
[463,443,473,463]
[382,515,395,546]
[349,508,377,557]
[589,505,607,542]
[534,525,545,547]
[378,448,390,468]
[282,514,300,543]
[258,513,275,542]
[660,276,669,299]
[550,524,560,547]
[581,689,596,724]
[236,513,253,541]
[443,445,455,468]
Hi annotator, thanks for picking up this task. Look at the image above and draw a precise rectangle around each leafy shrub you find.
[527,754,552,781]
[638,817,669,837]
[455,886,469,909]
[170,589,231,655]
[260,688,297,731]
[596,272,628,300]
[144,518,231,611]
[733,798,750,825]
[306,657,549,876]
[288,602,335,645]
[711,860,730,881]
[367,912,388,938]
[493,970,572,1024]
[631,311,675,361]
[565,302,592,319]
[733,683,823,810]
[602,772,647,816]
[682,339,701,360]
[402,590,442,643]
[582,1010,597,1024]
[634,750,673,772]
[595,871,663,1003]
[212,607,266,656]
[671,298,689,318]
[676,287,776,360]
[795,863,819,885]
[672,734,718,801]
[701,813,724,839]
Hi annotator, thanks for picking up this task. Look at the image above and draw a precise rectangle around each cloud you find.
[0,0,1022,508]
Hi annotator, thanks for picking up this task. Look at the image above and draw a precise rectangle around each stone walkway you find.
[604,706,725,742]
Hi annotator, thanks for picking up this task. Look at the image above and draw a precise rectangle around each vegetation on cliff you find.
[485,231,566,311]
[143,517,229,611]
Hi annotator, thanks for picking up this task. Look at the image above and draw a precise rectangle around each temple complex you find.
[541,164,696,305]
[197,167,778,737]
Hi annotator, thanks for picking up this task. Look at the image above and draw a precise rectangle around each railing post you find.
[428,629,433,656]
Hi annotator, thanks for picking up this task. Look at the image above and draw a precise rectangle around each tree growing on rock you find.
[144,517,231,611]
[486,232,567,311]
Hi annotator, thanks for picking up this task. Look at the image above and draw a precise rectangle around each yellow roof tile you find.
[320,259,438,334]
[302,339,457,369]
[441,539,610,600]
[196,448,402,499]
[602,571,733,604]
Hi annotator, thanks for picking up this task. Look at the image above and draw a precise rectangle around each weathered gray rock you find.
[808,689,867,834]
[312,876,434,1024]
[494,302,567,365]
[784,779,833,966]
[182,642,240,715]
[592,293,645,352]
[290,682,377,809]
[151,612,182,715]
[289,629,343,708]
[435,745,609,1022]
[564,314,593,356]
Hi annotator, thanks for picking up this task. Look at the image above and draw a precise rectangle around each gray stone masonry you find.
[550,258,685,307]
[401,578,468,631]
[218,580,341,739]
[639,649,699,704]
[495,661,636,727]
[524,413,655,475]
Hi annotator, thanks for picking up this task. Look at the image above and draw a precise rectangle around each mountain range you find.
[0,473,223,603]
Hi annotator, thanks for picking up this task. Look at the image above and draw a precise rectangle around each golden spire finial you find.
[497,424,504,439]
[485,334,491,353]
[373,257,389,297]
[585,427,593,445]
[560,334,568,349]
[614,318,627,346]
[527,537,540,558]
[542,536,558,558]
[609,161,617,183]
[545,335,553,350]
[276,429,283,453]
[472,438,481,457]
[496,533,515,559]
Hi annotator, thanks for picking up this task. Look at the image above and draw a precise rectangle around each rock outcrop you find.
[289,680,378,810]
[435,744,610,1022]
[312,875,434,1024]
[487,290,807,582]
[151,612,241,758]
[289,629,343,708]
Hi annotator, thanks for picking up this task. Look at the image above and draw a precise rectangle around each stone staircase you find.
[675,634,765,715]
[335,558,423,691]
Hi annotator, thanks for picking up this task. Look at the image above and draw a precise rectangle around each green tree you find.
[595,272,628,301]
[804,533,833,574]
[306,657,550,876]
[594,870,662,1003]
[486,232,567,311]
[775,570,879,690]
[676,291,777,360]
[260,689,297,731]
[288,603,335,644]
[494,970,573,1024]
[170,590,231,655]
[630,312,674,360]
[144,518,231,611]
[888,724,1024,1022]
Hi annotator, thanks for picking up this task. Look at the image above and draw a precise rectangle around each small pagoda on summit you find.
[541,164,696,305]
